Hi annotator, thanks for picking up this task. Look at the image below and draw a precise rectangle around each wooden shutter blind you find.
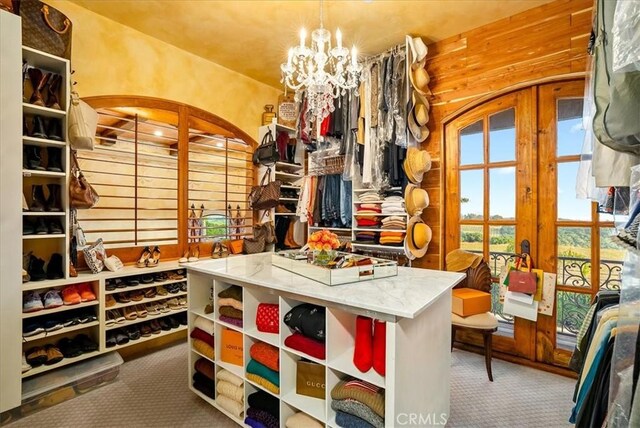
[188,128,254,242]
[77,108,179,248]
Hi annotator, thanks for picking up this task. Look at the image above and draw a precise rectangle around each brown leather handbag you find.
[17,0,72,59]
[70,152,99,209]
[249,167,281,211]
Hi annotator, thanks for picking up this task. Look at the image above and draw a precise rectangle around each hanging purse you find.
[68,91,97,150]
[17,0,72,60]
[70,151,99,209]
[249,167,281,211]
[507,253,537,294]
[253,210,277,244]
[252,129,280,165]
[243,237,266,254]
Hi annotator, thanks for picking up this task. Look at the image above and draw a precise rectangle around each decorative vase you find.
[313,249,336,266]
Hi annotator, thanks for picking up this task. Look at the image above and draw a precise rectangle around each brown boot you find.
[45,74,62,110]
[29,185,46,212]
[28,68,50,106]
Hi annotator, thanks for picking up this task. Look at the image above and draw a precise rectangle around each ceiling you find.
[71,0,554,88]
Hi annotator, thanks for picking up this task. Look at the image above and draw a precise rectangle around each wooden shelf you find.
[22,350,100,378]
[22,212,65,217]
[107,291,187,311]
[281,185,301,190]
[190,386,245,426]
[279,197,299,202]
[22,234,65,240]
[281,344,326,366]
[22,45,69,71]
[22,321,99,343]
[105,307,187,331]
[275,123,297,133]
[190,307,216,322]
[328,349,385,388]
[105,277,186,295]
[215,316,243,333]
[246,377,280,398]
[22,136,67,148]
[282,391,326,423]
[244,326,279,347]
[22,300,99,319]
[216,359,244,379]
[190,347,215,364]
[350,243,405,251]
[22,169,65,178]
[275,171,303,179]
[107,325,187,352]
[275,161,303,170]
[22,103,66,118]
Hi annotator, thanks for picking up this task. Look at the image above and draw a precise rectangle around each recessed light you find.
[154,130,163,137]
[216,142,224,148]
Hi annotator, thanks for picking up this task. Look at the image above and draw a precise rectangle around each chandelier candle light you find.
[280,0,362,124]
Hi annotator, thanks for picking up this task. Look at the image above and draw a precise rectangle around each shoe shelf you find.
[275,161,304,171]
[107,325,187,352]
[22,350,100,379]
[278,197,299,202]
[107,291,187,311]
[22,212,65,217]
[281,185,301,190]
[274,124,297,133]
[22,103,66,119]
[275,171,304,180]
[22,169,66,178]
[22,234,65,240]
[22,136,67,148]
[22,321,100,343]
[104,278,186,295]
[22,300,99,319]
[105,307,188,331]
[22,46,68,73]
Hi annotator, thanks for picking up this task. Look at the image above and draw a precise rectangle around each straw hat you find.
[446,249,483,273]
[403,147,432,184]
[408,91,430,143]
[408,37,431,95]
[404,216,432,259]
[404,183,430,216]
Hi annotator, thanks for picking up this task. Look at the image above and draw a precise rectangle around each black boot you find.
[30,185,46,212]
[32,116,47,139]
[23,146,29,169]
[46,184,62,212]
[35,217,48,235]
[46,147,63,172]
[23,219,35,235]
[23,116,30,136]
[47,119,63,142]
[28,255,47,281]
[48,219,63,234]
[25,145,44,170]
[46,253,64,280]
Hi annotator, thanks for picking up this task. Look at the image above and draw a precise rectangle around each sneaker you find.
[23,321,45,337]
[43,318,64,332]
[22,352,32,373]
[77,283,96,302]
[43,290,63,309]
[23,291,44,313]
[61,286,81,305]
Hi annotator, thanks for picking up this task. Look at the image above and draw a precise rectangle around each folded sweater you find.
[285,412,324,428]
[192,338,214,360]
[244,417,267,428]
[216,368,244,387]
[219,306,243,320]
[190,327,214,347]
[216,379,244,403]
[335,410,375,428]
[247,407,279,428]
[246,373,279,395]
[194,316,215,335]
[250,341,279,372]
[247,359,279,387]
[216,394,244,419]
[218,297,243,311]
[284,333,326,360]
[218,285,243,301]
[248,391,279,419]
[332,399,384,428]
[220,315,243,327]
[331,379,385,418]
[194,358,215,381]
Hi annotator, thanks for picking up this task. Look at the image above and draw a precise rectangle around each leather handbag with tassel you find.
[70,152,99,209]
[17,0,72,59]
[249,167,281,211]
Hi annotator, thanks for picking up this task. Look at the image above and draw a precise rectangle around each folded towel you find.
[218,297,243,311]
[219,306,243,320]
[384,195,403,202]
[192,338,214,360]
[216,394,244,419]
[217,380,245,403]
[381,216,406,223]
[250,342,279,372]
[286,412,324,428]
[247,359,279,387]
[332,399,384,428]
[194,358,215,381]
[247,407,280,428]
[220,315,243,327]
[246,373,280,395]
[218,285,243,301]
[216,368,244,387]
[194,316,214,335]
[248,391,279,419]
[190,327,214,347]
[335,410,375,428]
[284,333,326,360]
[331,379,385,417]
[244,417,267,428]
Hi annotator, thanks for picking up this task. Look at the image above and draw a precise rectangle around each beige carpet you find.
[5,343,575,427]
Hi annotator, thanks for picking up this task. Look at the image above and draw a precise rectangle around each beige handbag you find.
[68,92,97,150]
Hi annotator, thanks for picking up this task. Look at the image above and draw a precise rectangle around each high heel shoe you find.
[148,246,161,267]
[136,246,151,268]
[220,242,229,258]
[211,242,220,259]
[188,245,200,263]
[178,250,189,264]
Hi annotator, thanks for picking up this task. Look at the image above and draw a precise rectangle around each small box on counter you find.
[452,288,492,317]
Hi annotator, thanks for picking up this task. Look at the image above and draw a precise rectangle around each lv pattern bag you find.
[253,210,277,245]
[18,0,72,59]
[249,167,281,211]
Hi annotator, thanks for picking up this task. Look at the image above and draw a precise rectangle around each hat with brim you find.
[404,183,430,217]
[445,249,483,273]
[408,37,431,95]
[403,147,432,184]
[405,216,432,259]
[408,91,430,142]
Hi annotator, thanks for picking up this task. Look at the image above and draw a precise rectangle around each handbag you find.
[252,129,279,165]
[70,152,99,209]
[256,303,279,334]
[68,92,97,150]
[296,360,325,399]
[249,167,281,211]
[253,210,276,245]
[243,237,265,254]
[17,0,72,60]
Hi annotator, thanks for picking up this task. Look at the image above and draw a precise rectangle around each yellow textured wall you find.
[44,0,281,141]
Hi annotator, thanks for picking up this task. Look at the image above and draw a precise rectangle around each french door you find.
[444,80,625,366]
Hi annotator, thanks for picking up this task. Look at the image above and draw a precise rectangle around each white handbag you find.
[68,91,97,150]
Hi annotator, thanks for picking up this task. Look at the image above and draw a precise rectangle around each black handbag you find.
[252,129,279,166]
[17,0,72,60]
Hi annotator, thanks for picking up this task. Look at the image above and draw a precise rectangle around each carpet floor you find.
[6,343,576,427]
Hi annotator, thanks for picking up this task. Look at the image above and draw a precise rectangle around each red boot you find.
[372,320,386,376]
[353,316,373,372]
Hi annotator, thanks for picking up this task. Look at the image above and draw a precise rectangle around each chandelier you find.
[280,0,362,123]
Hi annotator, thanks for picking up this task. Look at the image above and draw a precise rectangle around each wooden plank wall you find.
[415,0,593,270]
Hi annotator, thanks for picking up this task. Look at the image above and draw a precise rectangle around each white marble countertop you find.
[185,254,465,319]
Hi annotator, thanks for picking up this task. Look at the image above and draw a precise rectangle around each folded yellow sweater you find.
[246,373,280,394]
